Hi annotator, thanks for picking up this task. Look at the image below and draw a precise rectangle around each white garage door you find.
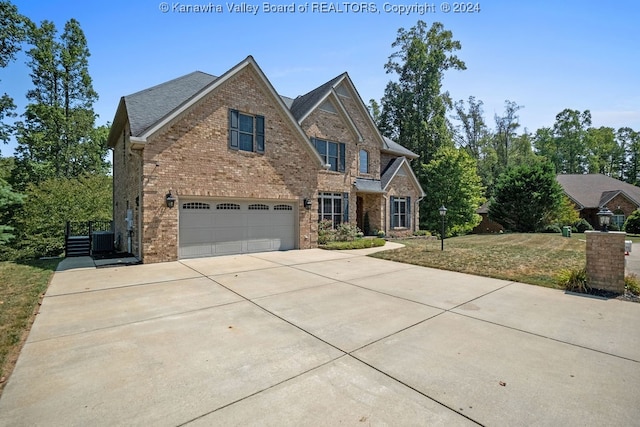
[179,200,296,258]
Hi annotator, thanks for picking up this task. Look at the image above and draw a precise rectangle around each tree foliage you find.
[623,209,640,234]
[10,174,112,258]
[378,20,466,166]
[0,0,29,143]
[0,177,23,243]
[13,18,108,189]
[422,146,484,235]
[489,159,563,232]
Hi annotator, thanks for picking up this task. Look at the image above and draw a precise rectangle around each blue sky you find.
[2,0,639,157]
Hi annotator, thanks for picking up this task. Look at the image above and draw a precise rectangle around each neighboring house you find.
[557,174,640,229]
[107,56,424,263]
[472,201,504,234]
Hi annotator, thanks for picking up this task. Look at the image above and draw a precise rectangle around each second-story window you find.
[359,149,369,174]
[229,109,265,153]
[311,138,345,172]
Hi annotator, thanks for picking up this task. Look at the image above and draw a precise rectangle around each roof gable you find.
[108,56,324,167]
[556,174,640,209]
[381,157,425,197]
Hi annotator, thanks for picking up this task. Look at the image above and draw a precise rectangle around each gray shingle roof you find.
[556,174,640,208]
[289,74,345,121]
[354,178,383,193]
[124,71,217,137]
[381,157,405,189]
[382,136,418,158]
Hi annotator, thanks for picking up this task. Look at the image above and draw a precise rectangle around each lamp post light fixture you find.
[597,206,613,232]
[439,205,447,251]
[165,191,176,209]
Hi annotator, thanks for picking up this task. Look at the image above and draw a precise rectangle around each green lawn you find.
[371,233,587,288]
[0,259,59,392]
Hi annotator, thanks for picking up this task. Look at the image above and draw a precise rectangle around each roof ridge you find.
[124,71,217,99]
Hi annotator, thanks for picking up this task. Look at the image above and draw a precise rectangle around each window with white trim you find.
[391,196,411,229]
[311,138,346,172]
[318,192,347,228]
[229,109,265,153]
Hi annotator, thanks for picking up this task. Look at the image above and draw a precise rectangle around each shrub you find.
[625,273,640,296]
[363,212,371,235]
[321,238,386,250]
[557,267,589,293]
[377,230,385,238]
[574,218,593,233]
[317,219,334,245]
[414,230,431,236]
[335,222,360,242]
[541,224,562,233]
[623,209,640,234]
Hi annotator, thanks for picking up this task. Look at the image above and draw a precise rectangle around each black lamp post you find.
[597,206,613,232]
[439,205,447,251]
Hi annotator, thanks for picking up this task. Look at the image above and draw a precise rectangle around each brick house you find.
[557,174,640,229]
[107,56,424,263]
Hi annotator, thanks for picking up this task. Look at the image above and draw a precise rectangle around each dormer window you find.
[359,149,369,174]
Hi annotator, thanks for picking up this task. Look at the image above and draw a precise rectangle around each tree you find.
[623,209,640,234]
[586,126,622,177]
[378,20,466,166]
[0,177,23,244]
[422,146,484,235]
[0,1,29,143]
[451,96,489,160]
[13,18,108,189]
[619,127,640,184]
[493,100,523,170]
[533,126,560,173]
[11,174,112,257]
[489,159,563,232]
[552,108,591,174]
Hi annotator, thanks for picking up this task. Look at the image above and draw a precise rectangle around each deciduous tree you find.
[13,18,108,189]
[422,146,484,235]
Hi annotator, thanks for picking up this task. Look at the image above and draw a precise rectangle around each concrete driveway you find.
[1,245,639,426]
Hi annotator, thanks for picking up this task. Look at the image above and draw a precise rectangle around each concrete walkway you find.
[1,244,639,426]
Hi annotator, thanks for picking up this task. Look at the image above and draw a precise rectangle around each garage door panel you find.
[180,229,215,245]
[214,241,244,255]
[179,200,296,259]
[180,244,214,258]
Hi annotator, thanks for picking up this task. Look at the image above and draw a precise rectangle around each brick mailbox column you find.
[585,231,625,293]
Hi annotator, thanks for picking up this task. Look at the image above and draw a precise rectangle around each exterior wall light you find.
[304,198,312,210]
[165,191,176,209]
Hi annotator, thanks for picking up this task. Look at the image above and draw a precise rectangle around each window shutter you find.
[407,196,411,230]
[343,192,349,223]
[339,143,346,172]
[390,196,396,228]
[229,109,239,149]
[256,115,265,153]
